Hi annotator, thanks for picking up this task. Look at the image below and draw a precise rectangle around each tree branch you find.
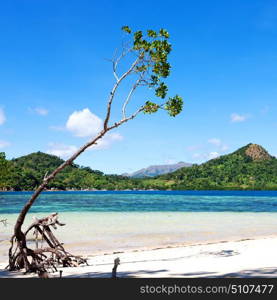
[13,104,145,240]
[103,56,141,130]
[109,106,145,131]
[7,26,184,275]
[13,129,107,239]
[112,61,119,82]
[122,74,145,119]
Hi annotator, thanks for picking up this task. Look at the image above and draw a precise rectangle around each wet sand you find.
[1,211,277,266]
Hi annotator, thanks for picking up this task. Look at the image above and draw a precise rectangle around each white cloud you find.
[48,108,123,155]
[34,107,49,116]
[192,151,220,161]
[208,138,229,152]
[191,138,229,162]
[0,140,11,149]
[64,108,123,150]
[47,143,78,159]
[0,108,6,125]
[207,151,220,159]
[66,108,102,137]
[208,138,222,147]
[89,133,123,150]
[221,144,229,151]
[230,113,248,123]
[29,107,49,116]
[46,133,123,159]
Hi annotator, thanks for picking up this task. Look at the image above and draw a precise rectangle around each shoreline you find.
[2,211,277,265]
[78,233,277,258]
[1,235,277,278]
[1,233,277,261]
[1,189,277,192]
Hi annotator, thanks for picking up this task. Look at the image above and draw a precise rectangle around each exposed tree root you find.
[0,219,7,226]
[7,213,87,275]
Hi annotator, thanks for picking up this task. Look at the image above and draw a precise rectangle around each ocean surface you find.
[1,190,277,213]
[1,191,277,262]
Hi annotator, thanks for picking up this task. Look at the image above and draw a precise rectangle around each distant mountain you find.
[122,161,192,178]
[145,143,277,190]
[1,144,276,191]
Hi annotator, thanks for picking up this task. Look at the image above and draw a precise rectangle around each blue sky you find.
[0,0,276,174]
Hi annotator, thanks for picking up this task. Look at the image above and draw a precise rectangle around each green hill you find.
[0,144,276,191]
[0,151,136,191]
[141,144,277,190]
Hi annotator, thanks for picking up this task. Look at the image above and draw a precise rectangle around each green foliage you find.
[0,152,12,189]
[143,101,160,114]
[165,95,183,117]
[0,152,137,191]
[0,27,184,192]
[1,145,276,191]
[121,26,131,34]
[159,29,170,38]
[145,145,277,190]
[147,29,157,38]
[121,26,183,117]
[155,82,168,99]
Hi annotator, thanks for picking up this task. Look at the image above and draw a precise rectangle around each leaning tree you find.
[8,26,183,274]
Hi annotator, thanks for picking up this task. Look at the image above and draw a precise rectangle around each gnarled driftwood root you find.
[8,213,87,275]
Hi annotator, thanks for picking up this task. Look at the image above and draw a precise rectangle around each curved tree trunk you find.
[9,130,107,272]
[7,28,173,273]
[8,107,142,273]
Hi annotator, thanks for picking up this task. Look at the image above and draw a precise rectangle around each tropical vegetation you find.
[0,144,276,191]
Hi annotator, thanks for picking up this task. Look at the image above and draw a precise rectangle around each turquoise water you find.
[1,191,277,261]
[1,191,277,213]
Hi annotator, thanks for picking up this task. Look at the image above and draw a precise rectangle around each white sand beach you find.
[2,211,277,260]
[1,236,277,278]
[1,211,277,278]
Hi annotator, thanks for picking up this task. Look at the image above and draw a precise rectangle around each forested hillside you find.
[141,144,277,190]
[0,152,137,191]
[0,144,276,191]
